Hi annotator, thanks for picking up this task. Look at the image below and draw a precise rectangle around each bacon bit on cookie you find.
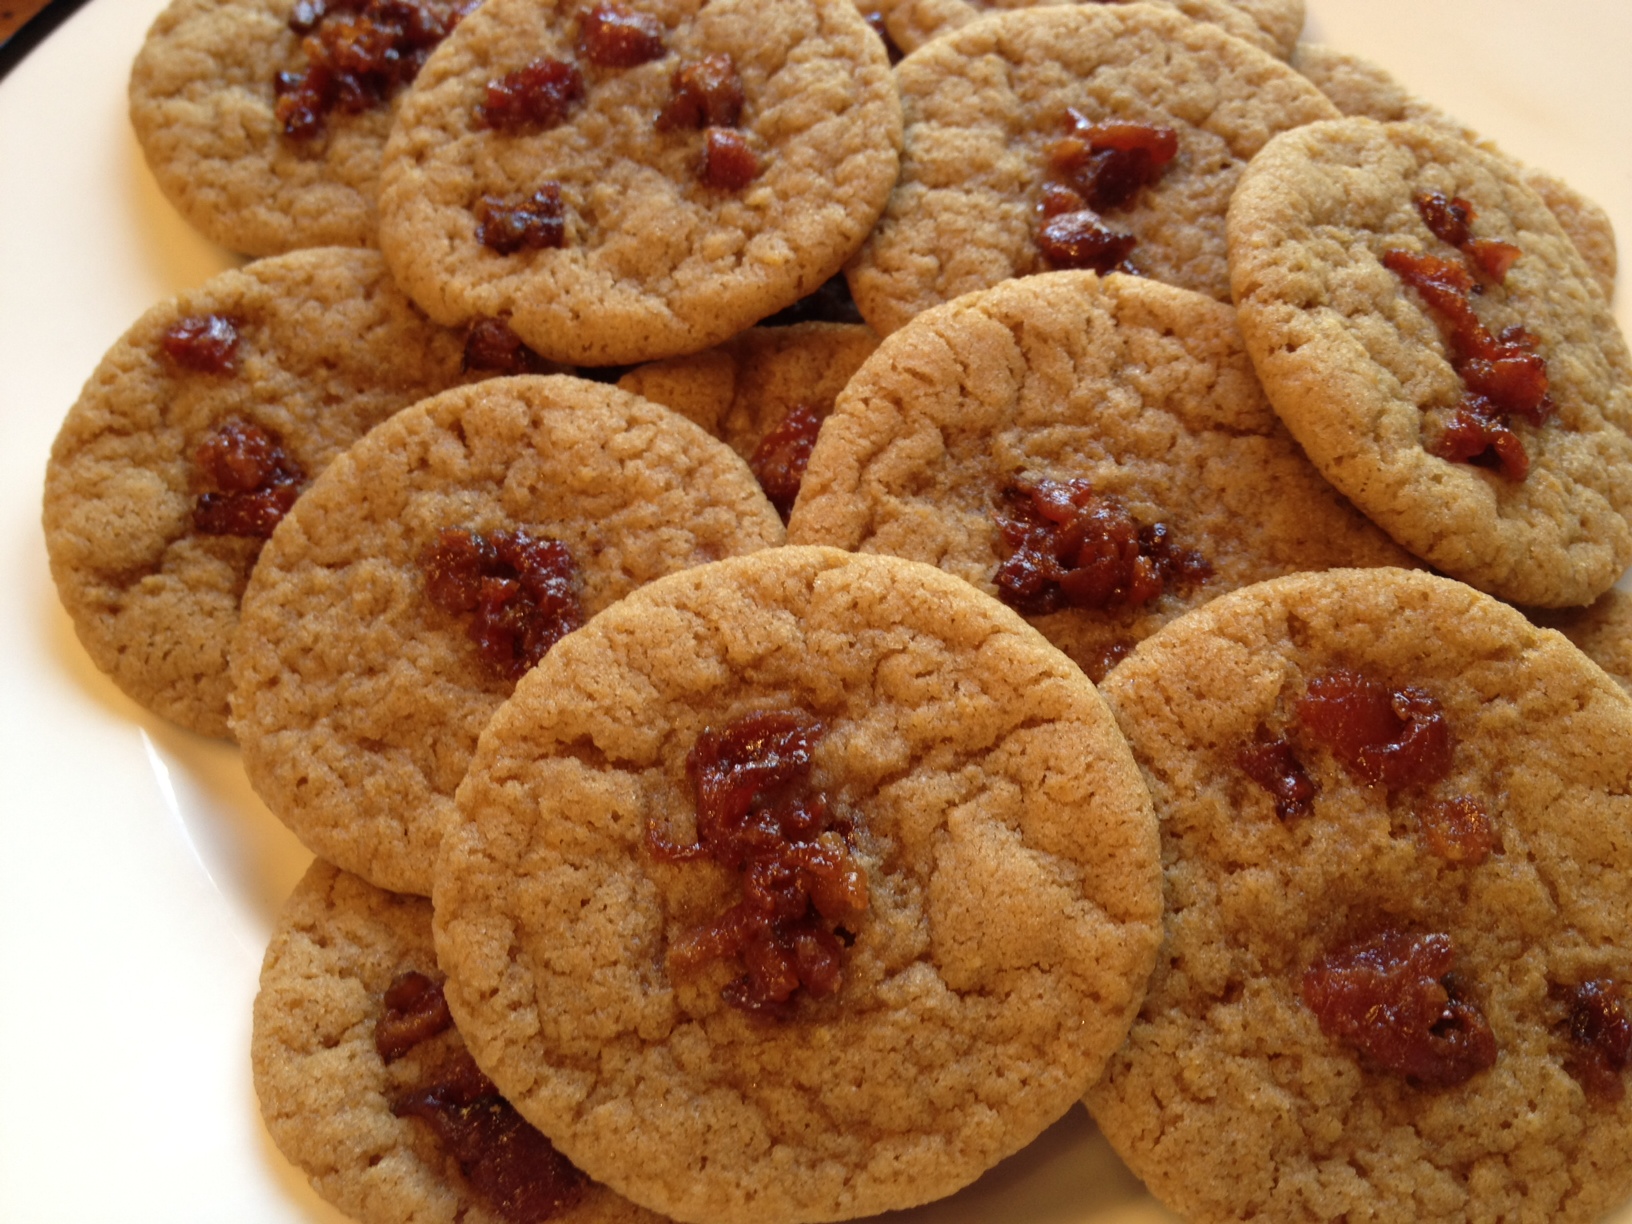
[374,970,454,1061]
[475,185,567,254]
[576,1,666,68]
[1303,930,1497,1088]
[419,527,584,681]
[700,127,760,190]
[1295,669,1452,791]
[648,710,868,1017]
[161,314,242,374]
[462,318,555,375]
[1558,979,1632,1104]
[192,417,306,539]
[1417,794,1498,866]
[658,54,745,130]
[1035,111,1178,273]
[477,57,585,131]
[748,402,823,520]
[1238,733,1317,820]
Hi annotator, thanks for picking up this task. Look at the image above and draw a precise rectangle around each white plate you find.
[0,2,1627,1221]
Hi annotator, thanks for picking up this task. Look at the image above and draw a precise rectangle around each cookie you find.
[1530,588,1632,698]
[616,321,879,515]
[1227,117,1632,606]
[1290,43,1618,300]
[231,374,784,896]
[1086,567,1632,1224]
[433,545,1163,1223]
[874,0,1305,60]
[377,0,902,366]
[42,247,472,739]
[129,0,473,256]
[846,4,1339,335]
[788,271,1414,681]
[253,859,668,1224]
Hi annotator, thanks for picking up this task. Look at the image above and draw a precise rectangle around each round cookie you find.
[129,0,471,255]
[788,271,1415,681]
[42,247,471,739]
[1086,567,1632,1224]
[874,0,1305,60]
[616,321,879,514]
[1290,43,1617,301]
[1530,588,1632,698]
[231,375,784,897]
[845,3,1339,335]
[253,859,668,1224]
[377,0,902,366]
[433,545,1164,1223]
[1227,118,1632,607]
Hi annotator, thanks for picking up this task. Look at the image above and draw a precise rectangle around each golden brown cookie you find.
[846,3,1338,334]
[874,0,1304,60]
[1290,43,1617,301]
[42,247,471,738]
[1530,587,1632,698]
[231,375,784,896]
[129,0,474,255]
[788,271,1414,681]
[253,859,668,1224]
[1228,118,1632,607]
[377,0,902,365]
[434,545,1163,1223]
[616,321,878,515]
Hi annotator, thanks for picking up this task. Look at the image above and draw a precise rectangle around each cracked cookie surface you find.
[433,545,1162,1223]
[1089,567,1632,1224]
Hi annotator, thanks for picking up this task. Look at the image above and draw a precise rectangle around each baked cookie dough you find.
[1088,567,1632,1224]
[253,859,667,1224]
[377,0,902,365]
[434,545,1163,1223]
[1530,587,1632,698]
[1228,118,1632,607]
[1290,43,1617,301]
[788,271,1414,680]
[42,247,470,738]
[874,0,1304,60]
[616,321,879,514]
[846,4,1338,334]
[231,375,784,896]
[130,0,469,255]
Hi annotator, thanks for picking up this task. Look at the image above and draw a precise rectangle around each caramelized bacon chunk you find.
[1560,980,1632,1103]
[475,185,567,253]
[748,403,823,520]
[1238,734,1316,820]
[161,314,242,374]
[576,2,666,67]
[649,710,868,1016]
[478,57,584,131]
[1303,930,1497,1088]
[419,527,584,681]
[462,318,554,374]
[1296,669,1452,791]
[700,127,759,190]
[1036,211,1139,275]
[1033,110,1177,272]
[275,0,473,140]
[192,417,306,539]
[992,475,1210,615]
[1418,794,1498,866]
[375,970,454,1061]
[658,54,744,130]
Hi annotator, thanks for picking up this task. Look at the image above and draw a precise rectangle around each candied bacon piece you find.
[650,710,869,1016]
[419,527,584,681]
[478,57,584,131]
[375,970,454,1061]
[475,185,567,254]
[1417,795,1498,866]
[1416,190,1475,249]
[992,475,1209,615]
[1037,210,1138,274]
[394,1047,588,1223]
[192,417,307,539]
[1467,237,1523,282]
[700,126,759,190]
[748,402,823,520]
[1048,110,1178,212]
[657,53,744,130]
[1038,181,1088,219]
[462,318,554,374]
[1560,980,1632,1103]
[576,2,666,68]
[161,314,242,374]
[1296,669,1452,791]
[1431,394,1530,480]
[1302,930,1497,1088]
[1238,733,1316,820]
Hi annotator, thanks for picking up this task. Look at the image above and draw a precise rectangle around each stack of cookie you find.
[37,0,1632,1221]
